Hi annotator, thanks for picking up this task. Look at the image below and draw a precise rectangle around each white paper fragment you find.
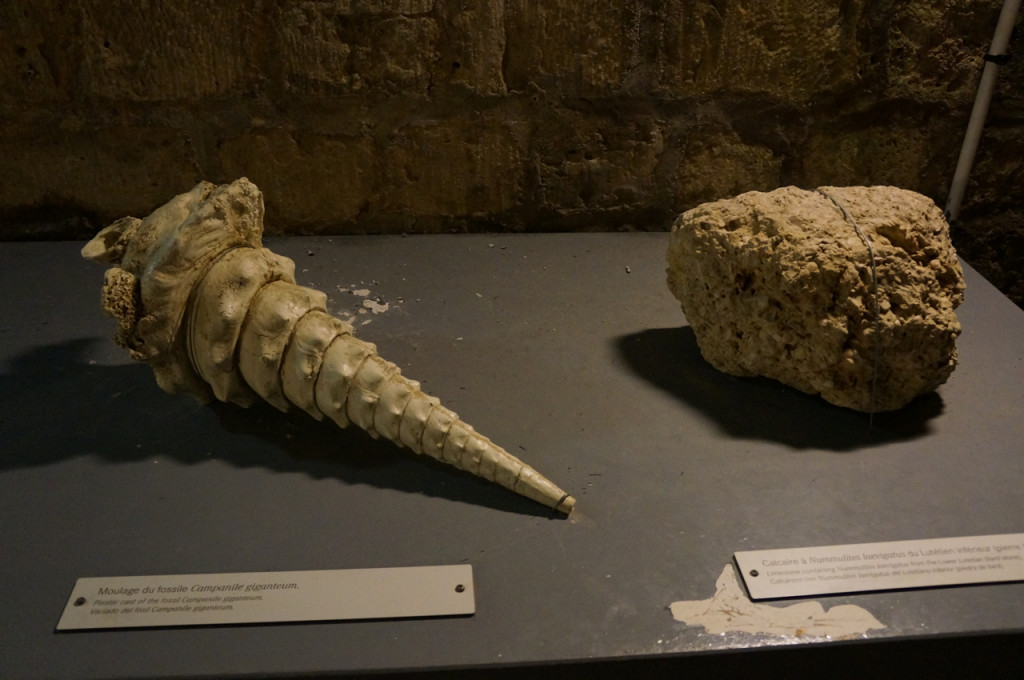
[669,565,885,638]
[362,299,390,314]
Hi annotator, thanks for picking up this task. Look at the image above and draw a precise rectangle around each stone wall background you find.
[1,1,1021,305]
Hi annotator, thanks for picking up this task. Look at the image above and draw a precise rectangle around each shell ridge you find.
[398,391,438,454]
[277,307,322,399]
[420,405,457,465]
[190,247,293,406]
[440,423,471,467]
[234,280,273,393]
[373,373,417,445]
[313,333,352,428]
[310,324,352,399]
[282,310,349,419]
[185,245,247,383]
[312,332,375,429]
[345,354,395,439]
[239,281,328,412]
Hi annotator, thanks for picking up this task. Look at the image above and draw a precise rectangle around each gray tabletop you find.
[1,233,1022,679]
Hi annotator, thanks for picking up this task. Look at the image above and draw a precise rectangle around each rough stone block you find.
[278,1,439,96]
[650,1,859,102]
[532,113,665,217]
[803,128,923,192]
[884,1,1001,104]
[0,126,199,221]
[666,186,965,412]
[78,0,258,100]
[0,1,76,106]
[505,0,862,102]
[218,129,377,230]
[504,1,633,94]
[378,116,524,217]
[674,128,782,208]
[438,2,507,95]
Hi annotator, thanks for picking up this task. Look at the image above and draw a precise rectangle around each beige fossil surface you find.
[82,178,574,514]
[666,186,965,412]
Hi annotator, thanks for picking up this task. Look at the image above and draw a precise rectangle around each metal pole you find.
[944,0,1021,222]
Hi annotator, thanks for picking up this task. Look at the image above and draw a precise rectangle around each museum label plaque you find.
[56,565,475,630]
[735,533,1024,600]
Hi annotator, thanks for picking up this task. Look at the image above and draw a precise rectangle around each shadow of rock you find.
[0,339,556,517]
[615,327,944,451]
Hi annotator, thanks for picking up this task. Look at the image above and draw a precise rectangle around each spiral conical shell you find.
[82,178,574,514]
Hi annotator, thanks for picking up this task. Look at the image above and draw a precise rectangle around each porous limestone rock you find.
[666,186,965,412]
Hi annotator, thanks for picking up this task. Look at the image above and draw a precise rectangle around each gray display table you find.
[1,234,1021,679]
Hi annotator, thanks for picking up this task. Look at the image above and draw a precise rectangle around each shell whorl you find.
[82,178,575,515]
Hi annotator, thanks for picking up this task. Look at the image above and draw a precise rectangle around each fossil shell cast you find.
[82,178,575,514]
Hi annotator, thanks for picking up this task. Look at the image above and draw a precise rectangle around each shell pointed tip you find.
[554,494,576,515]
